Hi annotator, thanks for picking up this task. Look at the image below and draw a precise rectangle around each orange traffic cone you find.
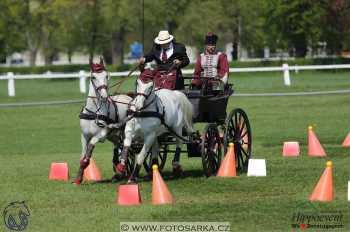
[49,162,69,181]
[152,165,173,205]
[117,184,141,205]
[309,161,333,201]
[83,159,102,181]
[341,131,350,147]
[283,141,300,157]
[217,143,236,177]
[308,126,326,157]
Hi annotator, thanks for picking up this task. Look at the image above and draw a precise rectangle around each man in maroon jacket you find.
[139,30,190,90]
[192,32,229,89]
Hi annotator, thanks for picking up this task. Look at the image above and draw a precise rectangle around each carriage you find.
[116,76,252,177]
[75,59,251,184]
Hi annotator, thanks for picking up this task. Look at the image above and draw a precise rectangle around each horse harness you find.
[129,91,189,142]
[79,75,120,128]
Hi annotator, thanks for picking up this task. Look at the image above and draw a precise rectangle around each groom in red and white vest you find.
[192,32,229,88]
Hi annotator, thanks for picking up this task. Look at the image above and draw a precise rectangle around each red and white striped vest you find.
[200,52,221,78]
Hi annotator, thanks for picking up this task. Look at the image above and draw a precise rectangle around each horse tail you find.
[175,91,195,134]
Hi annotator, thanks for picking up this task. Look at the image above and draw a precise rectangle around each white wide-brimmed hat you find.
[154,30,174,44]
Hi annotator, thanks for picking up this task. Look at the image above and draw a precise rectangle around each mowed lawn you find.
[0,70,350,231]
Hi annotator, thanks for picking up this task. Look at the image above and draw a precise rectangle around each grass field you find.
[0,70,350,232]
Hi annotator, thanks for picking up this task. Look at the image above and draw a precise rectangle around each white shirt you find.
[159,42,174,60]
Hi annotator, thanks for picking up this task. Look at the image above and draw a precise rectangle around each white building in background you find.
[2,50,91,67]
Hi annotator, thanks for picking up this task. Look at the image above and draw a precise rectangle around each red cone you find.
[309,161,333,202]
[117,184,141,205]
[308,126,326,157]
[217,143,236,177]
[49,162,69,181]
[341,131,350,147]
[83,159,102,181]
[283,141,300,157]
[152,165,174,205]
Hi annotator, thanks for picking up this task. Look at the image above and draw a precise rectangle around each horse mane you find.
[91,63,106,73]
[139,68,155,83]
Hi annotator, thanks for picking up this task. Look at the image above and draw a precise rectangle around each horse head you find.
[132,76,154,111]
[89,56,109,100]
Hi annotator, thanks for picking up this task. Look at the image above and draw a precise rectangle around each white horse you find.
[74,57,132,185]
[114,77,195,182]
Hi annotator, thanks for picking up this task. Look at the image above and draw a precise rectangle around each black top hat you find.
[205,32,218,45]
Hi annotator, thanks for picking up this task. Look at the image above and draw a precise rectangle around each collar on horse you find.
[79,106,117,125]
[129,94,165,124]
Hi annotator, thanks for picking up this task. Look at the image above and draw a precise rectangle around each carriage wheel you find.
[143,144,168,174]
[201,123,222,177]
[112,135,135,177]
[223,108,252,173]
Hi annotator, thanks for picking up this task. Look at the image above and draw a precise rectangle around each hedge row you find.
[1,57,349,74]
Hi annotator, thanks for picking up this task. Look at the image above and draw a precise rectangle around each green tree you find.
[0,0,41,65]
[264,0,327,57]
[50,0,85,63]
[323,0,350,53]
[101,0,140,65]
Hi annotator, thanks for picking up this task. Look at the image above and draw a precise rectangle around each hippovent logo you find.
[3,201,30,231]
[291,210,344,230]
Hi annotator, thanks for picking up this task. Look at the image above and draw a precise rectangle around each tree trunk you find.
[111,27,125,65]
[29,49,37,66]
[24,0,40,66]
[293,33,308,57]
[236,16,242,60]
[67,50,72,63]
[232,24,239,61]
[42,30,52,65]
[89,0,99,62]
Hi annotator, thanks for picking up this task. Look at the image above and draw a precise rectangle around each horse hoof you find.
[111,174,123,183]
[172,165,183,178]
[127,176,138,184]
[115,163,126,173]
[143,174,152,182]
[73,178,82,185]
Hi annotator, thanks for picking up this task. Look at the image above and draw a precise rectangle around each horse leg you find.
[172,130,184,178]
[151,139,159,166]
[115,119,136,179]
[128,132,156,183]
[74,129,107,185]
[143,139,159,181]
[74,134,90,184]
[114,120,135,178]
[111,140,122,182]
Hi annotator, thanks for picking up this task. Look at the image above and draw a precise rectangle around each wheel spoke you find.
[238,113,243,127]
[234,113,238,129]
[241,147,249,158]
[236,114,242,132]
[229,119,235,131]
[241,130,248,138]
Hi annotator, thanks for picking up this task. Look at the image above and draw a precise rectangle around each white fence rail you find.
[1,64,350,97]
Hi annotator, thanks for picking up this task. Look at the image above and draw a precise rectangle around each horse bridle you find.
[129,80,157,112]
[86,73,112,124]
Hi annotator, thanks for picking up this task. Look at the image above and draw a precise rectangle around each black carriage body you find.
[185,87,233,123]
[183,85,233,158]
